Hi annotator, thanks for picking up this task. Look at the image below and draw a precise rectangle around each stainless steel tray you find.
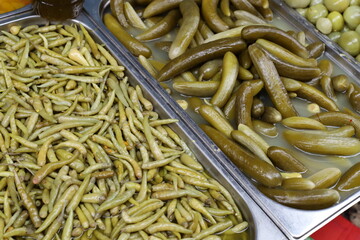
[274,0,360,76]
[84,0,360,239]
[0,7,287,240]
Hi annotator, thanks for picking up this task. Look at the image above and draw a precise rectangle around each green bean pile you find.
[104,0,360,210]
[0,23,247,239]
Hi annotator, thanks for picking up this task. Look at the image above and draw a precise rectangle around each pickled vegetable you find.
[284,0,311,8]
[306,4,329,24]
[327,11,344,31]
[316,17,333,34]
[282,178,316,190]
[324,0,350,12]
[307,168,342,189]
[283,129,360,156]
[337,162,360,191]
[258,186,340,210]
[343,5,360,29]
[267,146,308,172]
[338,31,360,56]
[248,44,298,118]
[104,13,152,57]
[201,125,282,188]
[157,37,246,82]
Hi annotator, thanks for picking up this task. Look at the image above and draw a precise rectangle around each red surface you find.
[312,215,360,240]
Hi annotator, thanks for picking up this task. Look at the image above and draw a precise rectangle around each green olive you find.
[316,17,333,34]
[328,31,342,42]
[356,54,360,61]
[285,0,311,8]
[343,5,360,29]
[338,30,360,55]
[297,8,308,17]
[324,0,350,12]
[306,4,329,24]
[311,0,325,6]
[327,11,344,31]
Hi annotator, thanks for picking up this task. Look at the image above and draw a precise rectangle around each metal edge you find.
[82,0,360,238]
[0,5,287,240]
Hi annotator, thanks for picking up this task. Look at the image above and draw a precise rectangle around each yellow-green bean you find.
[122,207,167,233]
[36,185,78,233]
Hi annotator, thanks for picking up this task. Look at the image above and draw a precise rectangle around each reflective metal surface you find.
[0,5,287,240]
[84,0,360,239]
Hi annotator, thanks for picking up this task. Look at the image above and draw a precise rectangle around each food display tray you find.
[0,6,288,240]
[83,0,360,239]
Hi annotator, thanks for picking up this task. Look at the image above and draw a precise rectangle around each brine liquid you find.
[33,0,84,21]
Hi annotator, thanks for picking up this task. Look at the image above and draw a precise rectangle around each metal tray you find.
[84,0,360,239]
[0,7,287,240]
[273,0,360,76]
